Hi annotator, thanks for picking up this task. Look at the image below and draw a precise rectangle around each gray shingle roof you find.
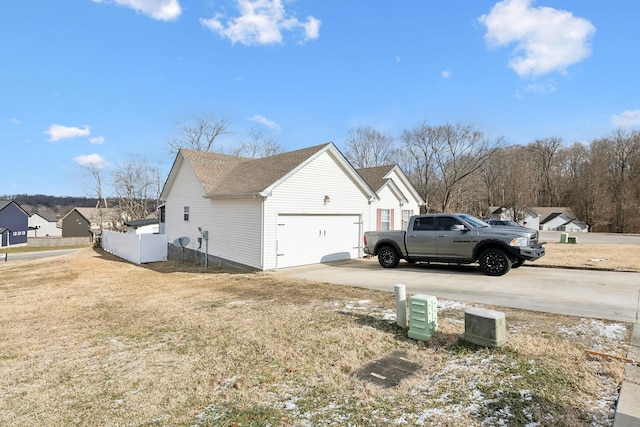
[356,165,396,191]
[31,212,58,222]
[71,207,122,223]
[181,143,333,197]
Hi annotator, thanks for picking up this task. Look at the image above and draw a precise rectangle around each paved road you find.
[539,231,640,245]
[272,260,640,323]
[1,248,82,262]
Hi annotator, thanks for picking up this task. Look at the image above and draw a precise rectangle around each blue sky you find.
[2,0,640,197]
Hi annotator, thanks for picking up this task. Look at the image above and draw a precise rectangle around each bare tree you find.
[343,126,395,168]
[604,129,640,232]
[528,137,563,206]
[168,114,231,154]
[401,122,439,211]
[403,122,502,212]
[112,157,162,221]
[230,127,283,158]
[80,162,108,237]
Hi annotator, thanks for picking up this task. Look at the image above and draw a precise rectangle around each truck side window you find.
[413,217,435,231]
[437,217,462,231]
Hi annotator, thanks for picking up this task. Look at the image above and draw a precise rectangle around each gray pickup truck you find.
[363,213,545,276]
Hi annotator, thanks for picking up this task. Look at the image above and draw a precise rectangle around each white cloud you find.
[9,117,21,125]
[74,153,109,169]
[89,136,106,145]
[248,114,280,130]
[45,124,91,141]
[479,0,595,78]
[611,110,640,129]
[441,70,452,79]
[200,0,321,46]
[92,0,182,21]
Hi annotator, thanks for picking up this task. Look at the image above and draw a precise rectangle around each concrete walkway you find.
[613,324,640,427]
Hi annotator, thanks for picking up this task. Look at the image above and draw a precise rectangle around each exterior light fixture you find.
[324,195,331,204]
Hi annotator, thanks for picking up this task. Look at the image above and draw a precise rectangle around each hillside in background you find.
[1,194,117,219]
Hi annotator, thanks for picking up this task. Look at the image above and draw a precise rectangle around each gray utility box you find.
[459,307,506,348]
[408,294,438,342]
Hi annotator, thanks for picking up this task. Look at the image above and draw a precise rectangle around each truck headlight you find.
[509,237,529,247]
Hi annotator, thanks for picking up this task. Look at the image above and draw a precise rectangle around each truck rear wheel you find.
[479,248,512,276]
[378,246,400,268]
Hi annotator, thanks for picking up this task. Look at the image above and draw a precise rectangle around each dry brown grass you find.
[0,248,632,426]
[539,242,640,272]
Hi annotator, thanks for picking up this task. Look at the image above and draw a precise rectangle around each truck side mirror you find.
[451,224,467,231]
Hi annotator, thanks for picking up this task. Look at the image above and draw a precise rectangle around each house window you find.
[402,209,411,229]
[183,206,190,221]
[159,206,166,223]
[380,209,391,231]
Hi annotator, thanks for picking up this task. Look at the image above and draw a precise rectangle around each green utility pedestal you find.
[408,294,437,342]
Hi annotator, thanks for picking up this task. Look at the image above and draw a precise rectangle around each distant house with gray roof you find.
[28,212,62,238]
[61,207,123,239]
[486,206,589,232]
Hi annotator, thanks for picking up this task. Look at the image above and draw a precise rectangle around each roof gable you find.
[357,165,424,205]
[0,200,29,216]
[164,143,377,201]
[357,165,396,192]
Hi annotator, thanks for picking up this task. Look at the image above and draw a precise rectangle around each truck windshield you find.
[459,214,489,228]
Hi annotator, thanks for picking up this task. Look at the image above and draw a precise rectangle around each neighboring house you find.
[486,206,589,232]
[357,165,424,231]
[124,218,159,234]
[160,143,382,270]
[0,200,29,247]
[486,206,540,230]
[539,211,589,232]
[28,212,62,238]
[61,207,123,238]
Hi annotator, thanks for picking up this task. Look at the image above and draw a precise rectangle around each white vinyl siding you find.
[164,162,209,252]
[368,169,422,231]
[262,151,370,270]
[166,163,264,268]
[209,199,263,269]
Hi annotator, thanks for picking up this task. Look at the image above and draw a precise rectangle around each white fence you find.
[102,230,167,264]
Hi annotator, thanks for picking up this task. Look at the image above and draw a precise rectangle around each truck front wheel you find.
[378,246,400,268]
[479,248,512,276]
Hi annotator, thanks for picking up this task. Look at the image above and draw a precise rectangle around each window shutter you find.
[390,210,395,230]
[376,209,381,230]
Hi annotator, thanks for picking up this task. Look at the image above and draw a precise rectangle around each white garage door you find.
[277,214,361,268]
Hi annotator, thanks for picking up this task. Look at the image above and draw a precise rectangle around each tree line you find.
[343,124,640,233]
[16,114,638,234]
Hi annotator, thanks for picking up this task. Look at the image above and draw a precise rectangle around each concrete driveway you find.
[271,259,640,323]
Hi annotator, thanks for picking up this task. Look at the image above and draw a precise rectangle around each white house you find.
[486,206,541,230]
[160,143,387,270]
[486,206,589,232]
[28,213,62,238]
[357,165,424,231]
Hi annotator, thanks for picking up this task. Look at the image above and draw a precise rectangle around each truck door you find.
[405,216,438,257]
[435,216,475,258]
